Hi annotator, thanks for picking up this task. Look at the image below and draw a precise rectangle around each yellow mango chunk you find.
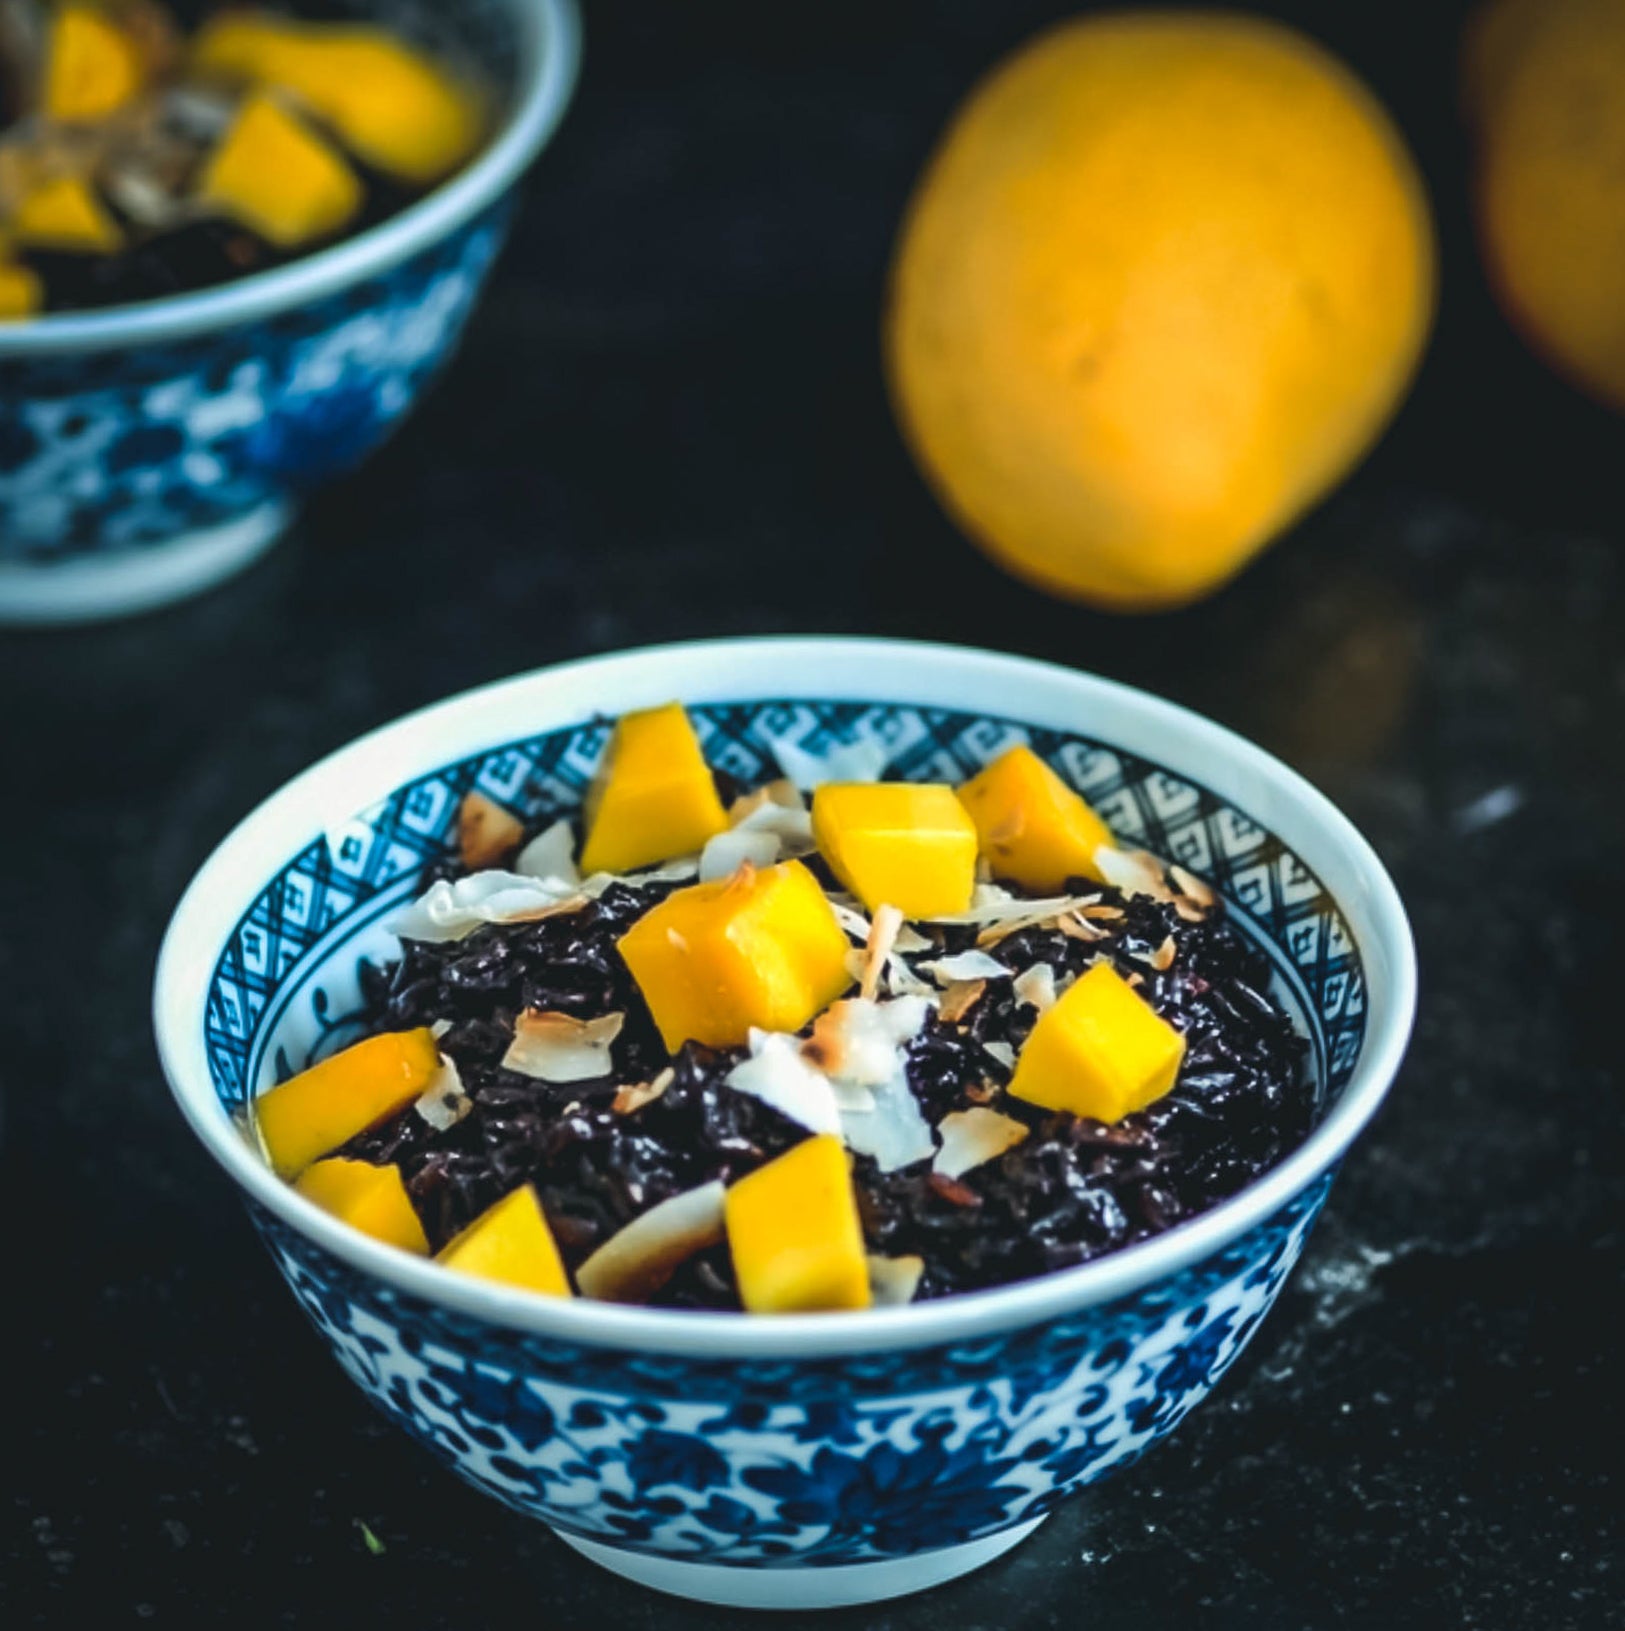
[194,14,483,183]
[256,1028,440,1178]
[0,262,43,320]
[436,1185,572,1297]
[957,745,1114,892]
[44,5,144,123]
[1009,962,1186,1124]
[726,1135,871,1314]
[579,702,728,876]
[294,1158,429,1254]
[618,860,852,1050]
[197,93,361,248]
[10,176,122,253]
[810,782,978,918]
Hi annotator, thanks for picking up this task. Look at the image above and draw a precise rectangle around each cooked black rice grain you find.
[344,869,1312,1307]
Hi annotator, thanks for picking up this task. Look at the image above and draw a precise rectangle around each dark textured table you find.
[4,2,1620,1625]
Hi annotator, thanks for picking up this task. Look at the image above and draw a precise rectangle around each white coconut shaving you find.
[1012,963,1059,1012]
[938,979,986,1025]
[892,923,935,954]
[575,1181,727,1304]
[458,791,525,869]
[725,1031,842,1135]
[927,885,1093,927]
[699,826,782,882]
[729,781,816,855]
[767,731,889,790]
[612,1066,674,1116]
[920,949,1010,985]
[515,818,581,886]
[413,1055,472,1132]
[502,1010,624,1083]
[982,1040,1017,1070]
[842,1073,935,1172]
[866,1253,925,1308]
[390,870,587,943]
[933,1107,1029,1178]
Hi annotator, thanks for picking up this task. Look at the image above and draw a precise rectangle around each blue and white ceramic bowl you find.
[0,0,579,627]
[153,639,1416,1610]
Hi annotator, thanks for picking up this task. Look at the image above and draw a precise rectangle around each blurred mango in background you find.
[1467,0,1625,411]
[885,10,1435,612]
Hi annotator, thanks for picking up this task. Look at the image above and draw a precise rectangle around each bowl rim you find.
[0,0,581,358]
[153,636,1417,1360]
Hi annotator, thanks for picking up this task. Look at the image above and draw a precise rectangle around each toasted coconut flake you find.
[858,904,904,1001]
[921,949,1009,985]
[1013,963,1058,1012]
[938,979,987,1025]
[867,1253,925,1308]
[515,818,581,886]
[390,871,587,943]
[729,778,806,823]
[982,1040,1017,1071]
[1057,910,1109,943]
[893,923,935,954]
[964,1078,999,1105]
[928,1171,982,1209]
[726,1032,842,1134]
[1093,846,1176,903]
[502,1011,624,1083]
[1170,864,1216,907]
[730,795,815,855]
[413,1056,472,1131]
[613,1066,675,1116]
[458,791,525,870]
[768,731,889,790]
[699,826,782,882]
[576,1181,727,1304]
[580,854,702,899]
[1080,902,1124,921]
[804,996,930,1086]
[1149,935,1177,972]
[886,955,937,999]
[933,1107,1030,1178]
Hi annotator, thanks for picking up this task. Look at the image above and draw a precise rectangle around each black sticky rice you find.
[343,843,1313,1309]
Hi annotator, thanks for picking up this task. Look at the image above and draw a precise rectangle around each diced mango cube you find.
[810,782,978,918]
[256,1028,440,1178]
[294,1157,428,1254]
[1008,962,1186,1124]
[44,5,144,123]
[725,1135,871,1313]
[957,745,1114,892]
[436,1185,572,1297]
[193,14,483,183]
[197,93,361,248]
[618,860,852,1050]
[10,176,122,253]
[579,702,728,876]
[0,262,42,320]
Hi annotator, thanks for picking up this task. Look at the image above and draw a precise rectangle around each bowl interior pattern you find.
[190,698,1365,1567]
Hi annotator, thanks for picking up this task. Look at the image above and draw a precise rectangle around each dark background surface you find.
[4,1,1621,1625]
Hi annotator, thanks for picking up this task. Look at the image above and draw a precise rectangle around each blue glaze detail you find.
[0,210,507,564]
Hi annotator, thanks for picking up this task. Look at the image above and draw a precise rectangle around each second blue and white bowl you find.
[0,0,579,626]
[153,638,1416,1609]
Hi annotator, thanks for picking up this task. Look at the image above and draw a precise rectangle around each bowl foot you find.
[550,1516,1047,1609]
[0,498,291,626]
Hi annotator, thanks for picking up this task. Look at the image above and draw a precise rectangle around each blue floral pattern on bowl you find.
[197,697,1364,1578]
[0,214,506,564]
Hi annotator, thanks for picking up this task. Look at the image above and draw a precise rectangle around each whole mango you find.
[1466,0,1625,410]
[885,12,1435,611]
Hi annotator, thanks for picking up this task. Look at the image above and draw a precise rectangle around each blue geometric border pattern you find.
[253,1171,1334,1564]
[205,699,1365,1110]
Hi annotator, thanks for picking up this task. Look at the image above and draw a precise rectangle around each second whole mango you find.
[885,11,1436,611]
